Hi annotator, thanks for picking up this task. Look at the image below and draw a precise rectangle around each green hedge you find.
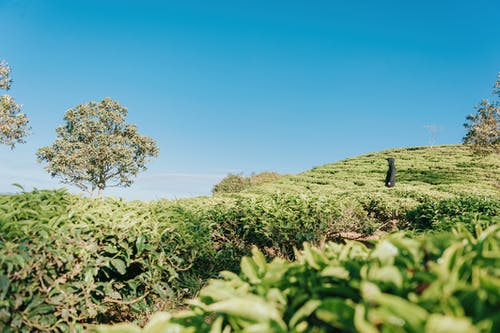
[96,221,500,333]
[406,196,500,230]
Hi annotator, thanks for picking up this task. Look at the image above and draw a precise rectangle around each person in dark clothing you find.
[385,157,396,187]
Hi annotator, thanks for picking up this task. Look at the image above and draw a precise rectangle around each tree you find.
[0,60,30,148]
[37,98,159,197]
[463,73,500,155]
[212,173,250,194]
[212,172,281,194]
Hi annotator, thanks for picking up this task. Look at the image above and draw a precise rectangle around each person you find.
[385,157,396,187]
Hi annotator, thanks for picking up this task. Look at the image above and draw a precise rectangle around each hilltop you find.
[245,144,499,199]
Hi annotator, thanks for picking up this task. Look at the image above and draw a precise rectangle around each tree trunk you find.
[97,188,103,197]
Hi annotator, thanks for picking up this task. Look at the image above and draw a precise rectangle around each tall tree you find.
[37,98,159,197]
[0,60,30,148]
[463,73,500,155]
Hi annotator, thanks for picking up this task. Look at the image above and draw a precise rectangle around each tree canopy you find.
[0,60,30,148]
[37,98,159,197]
[463,73,500,155]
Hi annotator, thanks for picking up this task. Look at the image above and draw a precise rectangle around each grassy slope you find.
[246,145,499,199]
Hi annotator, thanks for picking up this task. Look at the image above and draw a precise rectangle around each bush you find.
[212,174,251,194]
[0,190,224,331]
[249,172,282,185]
[96,222,500,333]
[406,196,500,230]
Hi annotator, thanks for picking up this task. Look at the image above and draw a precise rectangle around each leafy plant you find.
[95,222,500,333]
[406,196,500,230]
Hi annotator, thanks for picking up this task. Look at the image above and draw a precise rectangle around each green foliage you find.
[0,190,224,332]
[212,174,251,194]
[463,73,500,155]
[96,223,500,333]
[406,196,500,231]
[0,189,375,331]
[213,172,282,194]
[0,60,30,148]
[36,98,159,197]
[249,172,282,185]
[245,145,500,222]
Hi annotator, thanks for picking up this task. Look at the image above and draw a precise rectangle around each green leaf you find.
[241,257,260,283]
[0,274,10,300]
[321,266,349,280]
[289,299,321,328]
[110,258,127,275]
[207,296,286,329]
[425,314,479,333]
[354,304,379,333]
[136,236,146,255]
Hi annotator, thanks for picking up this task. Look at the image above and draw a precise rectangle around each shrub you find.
[249,172,282,185]
[212,174,251,194]
[406,196,500,230]
[0,190,224,331]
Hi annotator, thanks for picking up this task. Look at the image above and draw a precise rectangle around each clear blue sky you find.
[1,0,499,200]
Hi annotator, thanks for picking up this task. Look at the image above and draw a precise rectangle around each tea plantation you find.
[0,145,499,332]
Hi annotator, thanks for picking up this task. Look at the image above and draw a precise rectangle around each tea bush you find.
[0,190,227,331]
[96,221,500,333]
[406,196,500,230]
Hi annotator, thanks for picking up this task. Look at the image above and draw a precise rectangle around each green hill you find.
[247,145,499,197]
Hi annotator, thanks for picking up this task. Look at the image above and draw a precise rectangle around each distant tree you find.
[0,60,30,148]
[37,98,159,197]
[213,171,281,194]
[463,73,500,155]
[212,173,250,194]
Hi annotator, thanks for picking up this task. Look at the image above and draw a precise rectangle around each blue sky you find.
[1,0,499,200]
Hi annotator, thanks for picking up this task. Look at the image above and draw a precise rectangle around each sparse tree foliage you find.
[0,60,30,148]
[463,73,500,155]
[37,98,159,197]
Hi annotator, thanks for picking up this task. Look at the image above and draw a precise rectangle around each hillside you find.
[245,144,499,199]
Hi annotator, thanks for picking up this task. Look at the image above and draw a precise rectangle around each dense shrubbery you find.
[0,190,371,331]
[406,196,500,230]
[1,188,498,332]
[0,190,220,331]
[96,221,500,333]
[212,174,250,194]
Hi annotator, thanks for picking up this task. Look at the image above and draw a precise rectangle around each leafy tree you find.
[0,60,30,148]
[37,98,159,197]
[463,73,500,155]
[213,172,281,194]
[212,173,250,194]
